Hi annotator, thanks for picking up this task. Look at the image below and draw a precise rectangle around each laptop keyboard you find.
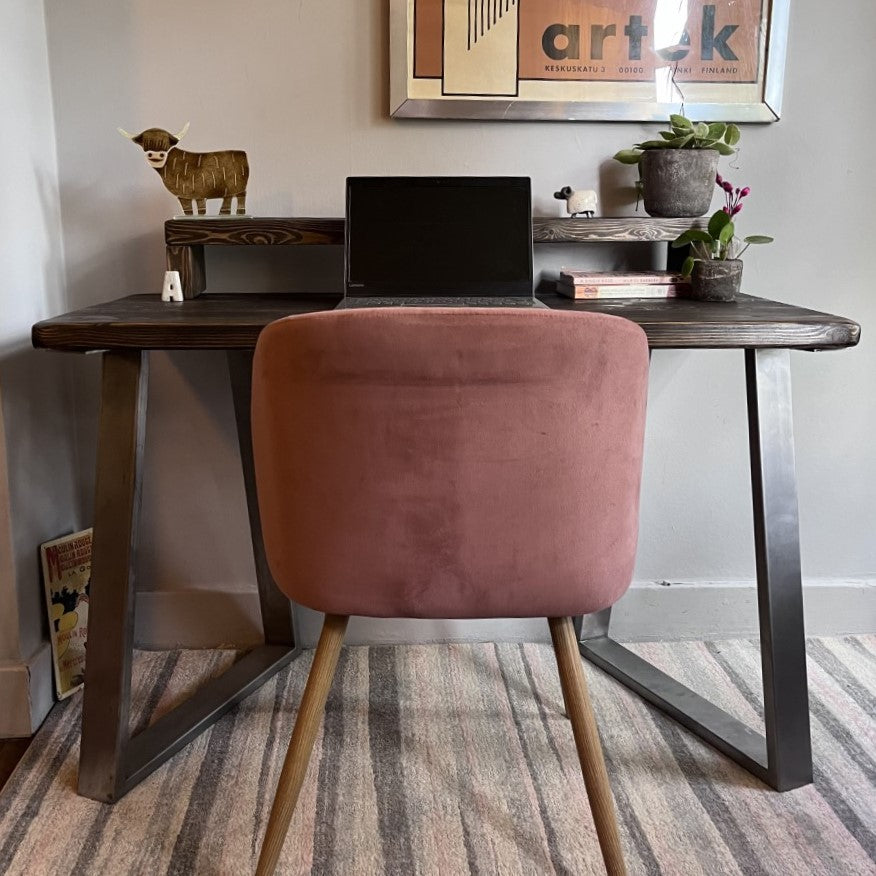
[338,297,545,309]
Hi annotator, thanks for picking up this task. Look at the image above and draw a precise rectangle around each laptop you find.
[336,176,546,309]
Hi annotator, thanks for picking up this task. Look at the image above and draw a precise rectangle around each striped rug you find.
[0,637,874,875]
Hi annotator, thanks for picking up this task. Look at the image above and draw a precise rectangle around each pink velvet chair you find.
[251,307,649,876]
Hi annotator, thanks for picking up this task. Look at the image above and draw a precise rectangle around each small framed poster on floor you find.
[390,0,790,121]
[40,529,92,699]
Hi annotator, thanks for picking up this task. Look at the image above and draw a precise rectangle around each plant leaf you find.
[743,235,774,244]
[667,134,694,147]
[694,122,709,138]
[670,113,693,129]
[707,122,727,139]
[718,222,735,244]
[613,149,643,164]
[659,130,677,140]
[672,229,713,248]
[707,210,731,237]
[635,139,673,149]
[725,123,741,146]
[712,141,736,155]
[681,256,696,277]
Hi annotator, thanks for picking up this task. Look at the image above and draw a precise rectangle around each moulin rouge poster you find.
[392,0,781,120]
[41,529,92,699]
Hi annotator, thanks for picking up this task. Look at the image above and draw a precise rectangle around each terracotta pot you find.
[689,259,743,302]
[641,149,719,218]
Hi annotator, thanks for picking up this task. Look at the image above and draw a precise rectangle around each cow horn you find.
[117,127,136,139]
[174,122,190,142]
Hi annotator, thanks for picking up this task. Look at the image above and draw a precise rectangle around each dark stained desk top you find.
[32,292,860,353]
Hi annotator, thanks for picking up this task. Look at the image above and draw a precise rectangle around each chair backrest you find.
[252,308,649,620]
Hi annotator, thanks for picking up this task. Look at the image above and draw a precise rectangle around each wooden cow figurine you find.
[119,123,249,216]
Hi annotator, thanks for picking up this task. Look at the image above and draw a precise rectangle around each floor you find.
[0,739,30,793]
[0,637,873,875]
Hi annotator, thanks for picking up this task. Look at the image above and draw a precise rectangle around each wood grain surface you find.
[32,293,861,353]
[166,244,206,298]
[256,614,349,876]
[163,216,706,247]
[550,616,627,875]
[532,216,706,243]
[165,218,344,247]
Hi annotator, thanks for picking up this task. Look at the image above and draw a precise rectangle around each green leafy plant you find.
[613,114,740,165]
[671,176,773,276]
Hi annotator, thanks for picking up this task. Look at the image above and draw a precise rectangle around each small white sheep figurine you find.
[554,186,598,218]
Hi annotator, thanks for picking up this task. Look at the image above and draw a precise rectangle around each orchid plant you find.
[671,175,774,277]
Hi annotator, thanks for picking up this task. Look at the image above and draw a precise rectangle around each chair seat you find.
[252,307,649,619]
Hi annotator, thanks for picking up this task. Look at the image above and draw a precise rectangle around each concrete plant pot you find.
[689,258,743,302]
[641,149,720,218]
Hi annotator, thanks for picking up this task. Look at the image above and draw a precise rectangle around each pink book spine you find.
[559,271,685,286]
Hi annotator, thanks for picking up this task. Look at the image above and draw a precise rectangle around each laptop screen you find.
[345,177,533,297]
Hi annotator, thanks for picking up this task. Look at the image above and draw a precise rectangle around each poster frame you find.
[390,0,790,122]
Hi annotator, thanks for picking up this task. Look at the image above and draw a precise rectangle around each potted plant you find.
[614,114,739,218]
[670,176,773,301]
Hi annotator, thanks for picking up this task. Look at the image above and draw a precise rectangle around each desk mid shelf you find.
[164,216,706,298]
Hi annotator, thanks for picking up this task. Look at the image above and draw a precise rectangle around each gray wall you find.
[0,0,78,733]
[37,0,875,647]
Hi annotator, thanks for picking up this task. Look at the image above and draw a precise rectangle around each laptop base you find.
[336,296,547,310]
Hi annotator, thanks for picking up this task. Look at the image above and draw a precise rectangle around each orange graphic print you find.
[414,0,763,88]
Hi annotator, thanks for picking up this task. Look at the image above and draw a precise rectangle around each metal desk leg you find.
[228,351,301,649]
[745,348,812,790]
[79,351,148,801]
[576,348,812,792]
[78,351,300,803]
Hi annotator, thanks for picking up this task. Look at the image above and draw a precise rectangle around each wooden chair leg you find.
[256,613,349,876]
[549,616,627,876]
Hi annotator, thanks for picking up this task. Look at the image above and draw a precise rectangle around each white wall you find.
[40,0,875,647]
[0,0,78,733]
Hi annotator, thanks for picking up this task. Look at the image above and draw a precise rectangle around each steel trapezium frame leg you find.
[575,348,812,792]
[78,350,301,803]
[228,351,301,649]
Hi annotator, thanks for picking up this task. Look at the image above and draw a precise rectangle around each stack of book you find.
[556,270,689,299]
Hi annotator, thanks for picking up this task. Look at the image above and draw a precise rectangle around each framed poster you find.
[390,0,789,121]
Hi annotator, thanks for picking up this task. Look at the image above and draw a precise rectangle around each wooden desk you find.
[32,292,860,801]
